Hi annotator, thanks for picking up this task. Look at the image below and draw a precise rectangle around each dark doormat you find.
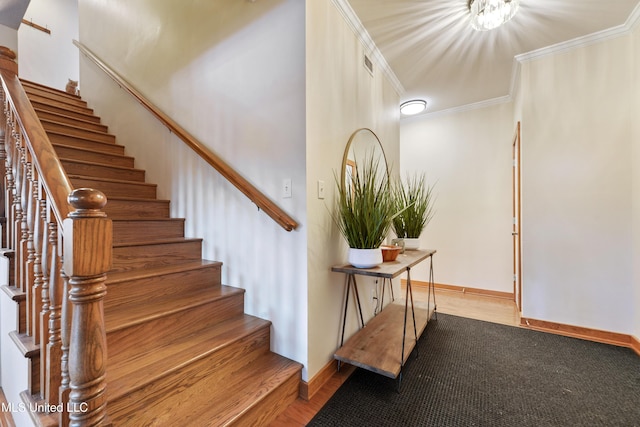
[309,314,640,427]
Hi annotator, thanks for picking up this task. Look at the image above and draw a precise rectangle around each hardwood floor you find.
[269,286,519,426]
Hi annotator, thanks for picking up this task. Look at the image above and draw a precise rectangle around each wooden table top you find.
[331,249,436,279]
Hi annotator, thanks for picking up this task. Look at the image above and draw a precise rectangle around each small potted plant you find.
[392,173,435,250]
[334,152,395,268]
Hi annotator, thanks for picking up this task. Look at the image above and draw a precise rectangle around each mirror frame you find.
[340,127,390,193]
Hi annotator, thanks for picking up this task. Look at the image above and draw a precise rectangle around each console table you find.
[331,249,436,386]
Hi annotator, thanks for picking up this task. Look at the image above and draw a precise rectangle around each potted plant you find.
[334,152,395,268]
[392,173,435,250]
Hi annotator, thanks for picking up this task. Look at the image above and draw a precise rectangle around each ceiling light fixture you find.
[468,0,520,31]
[400,100,427,116]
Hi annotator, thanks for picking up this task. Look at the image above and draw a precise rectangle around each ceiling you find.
[0,0,30,29]
[346,0,640,115]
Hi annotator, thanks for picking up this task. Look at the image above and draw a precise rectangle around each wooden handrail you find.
[0,55,73,224]
[73,40,299,232]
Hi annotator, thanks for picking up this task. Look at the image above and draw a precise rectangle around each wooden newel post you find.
[63,188,112,427]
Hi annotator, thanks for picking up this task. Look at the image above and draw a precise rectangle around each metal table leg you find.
[338,273,365,371]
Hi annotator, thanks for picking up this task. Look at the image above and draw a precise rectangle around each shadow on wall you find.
[82,0,287,93]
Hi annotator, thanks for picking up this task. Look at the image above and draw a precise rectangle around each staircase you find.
[14,79,302,426]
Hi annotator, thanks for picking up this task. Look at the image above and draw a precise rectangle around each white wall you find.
[520,35,634,334]
[78,0,309,376]
[400,103,515,294]
[0,24,18,52]
[305,0,400,379]
[18,0,78,90]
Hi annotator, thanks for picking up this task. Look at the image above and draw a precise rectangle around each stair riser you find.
[48,133,122,155]
[103,199,170,219]
[31,102,99,123]
[26,93,92,115]
[112,219,184,244]
[230,369,300,427]
[105,264,223,309]
[42,121,115,144]
[70,177,157,199]
[107,326,271,425]
[35,110,106,131]
[61,160,145,182]
[53,145,135,168]
[106,292,247,364]
[111,240,203,272]
[47,133,124,156]
[23,84,87,108]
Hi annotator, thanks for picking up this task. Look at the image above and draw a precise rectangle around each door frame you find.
[512,121,522,311]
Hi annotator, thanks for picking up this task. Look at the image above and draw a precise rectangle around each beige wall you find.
[0,24,17,52]
[305,0,400,379]
[78,0,309,375]
[18,0,79,90]
[400,103,515,294]
[633,21,640,341]
[520,35,634,334]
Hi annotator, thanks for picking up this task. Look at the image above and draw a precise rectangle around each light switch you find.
[283,179,292,198]
[317,180,325,199]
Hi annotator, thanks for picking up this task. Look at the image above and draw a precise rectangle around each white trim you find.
[403,95,512,121]
[331,0,405,96]
[517,2,640,63]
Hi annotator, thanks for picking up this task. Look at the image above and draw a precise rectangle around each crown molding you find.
[330,0,405,96]
[403,94,512,121]
[516,2,640,63]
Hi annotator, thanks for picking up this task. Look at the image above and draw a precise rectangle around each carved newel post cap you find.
[0,46,16,60]
[0,46,18,74]
[68,188,107,217]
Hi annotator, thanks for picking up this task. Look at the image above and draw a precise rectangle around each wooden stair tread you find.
[31,101,100,122]
[47,129,117,146]
[106,314,270,398]
[52,141,130,158]
[112,236,202,248]
[1,284,25,301]
[33,107,105,128]
[26,95,92,114]
[61,158,146,182]
[60,157,144,173]
[160,353,300,426]
[110,351,301,427]
[106,259,222,284]
[9,331,39,357]
[20,78,81,99]
[40,118,114,140]
[104,284,241,332]
[68,174,157,187]
[40,117,109,133]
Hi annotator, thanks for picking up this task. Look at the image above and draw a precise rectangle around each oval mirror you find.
[341,128,389,193]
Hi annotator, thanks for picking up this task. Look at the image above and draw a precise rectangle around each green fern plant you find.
[334,153,395,249]
[392,173,435,239]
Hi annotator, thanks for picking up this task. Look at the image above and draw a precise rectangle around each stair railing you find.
[1,46,110,427]
[73,40,298,232]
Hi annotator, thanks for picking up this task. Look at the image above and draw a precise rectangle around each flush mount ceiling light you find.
[400,100,427,116]
[468,0,520,31]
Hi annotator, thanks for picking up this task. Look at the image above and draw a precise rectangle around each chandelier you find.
[468,0,520,31]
